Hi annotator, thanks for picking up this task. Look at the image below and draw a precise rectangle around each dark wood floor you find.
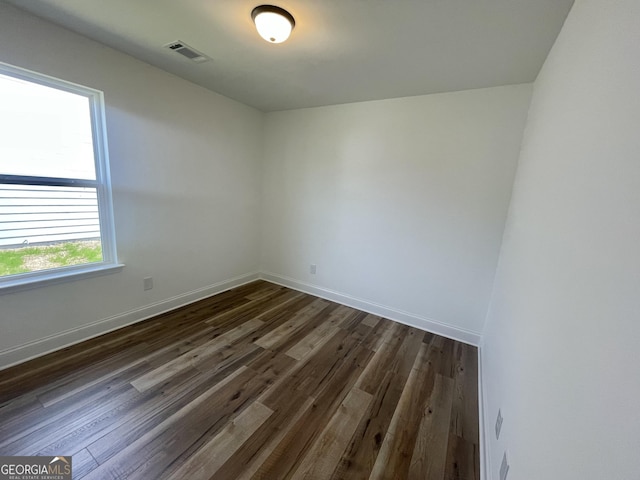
[0,280,479,480]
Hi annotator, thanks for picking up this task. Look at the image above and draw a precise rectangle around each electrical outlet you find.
[309,264,317,274]
[495,409,504,439]
[143,277,153,291]
[500,451,510,480]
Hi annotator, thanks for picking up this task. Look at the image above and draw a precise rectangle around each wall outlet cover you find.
[495,409,504,440]
[143,277,154,291]
[309,264,317,274]
[500,451,510,480]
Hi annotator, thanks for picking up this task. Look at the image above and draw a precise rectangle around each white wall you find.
[261,86,532,340]
[482,1,640,478]
[0,3,263,367]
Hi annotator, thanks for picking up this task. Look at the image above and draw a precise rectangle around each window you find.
[0,62,121,291]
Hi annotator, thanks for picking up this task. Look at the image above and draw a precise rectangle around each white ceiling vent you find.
[164,41,209,63]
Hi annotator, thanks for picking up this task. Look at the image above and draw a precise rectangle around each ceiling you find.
[7,0,574,112]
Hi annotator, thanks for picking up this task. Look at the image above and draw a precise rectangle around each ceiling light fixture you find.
[251,5,295,44]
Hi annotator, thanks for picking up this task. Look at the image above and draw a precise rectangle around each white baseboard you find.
[0,272,260,370]
[2,269,482,365]
[259,272,482,346]
[478,342,492,480]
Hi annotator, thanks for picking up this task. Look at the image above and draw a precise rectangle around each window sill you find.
[0,263,125,295]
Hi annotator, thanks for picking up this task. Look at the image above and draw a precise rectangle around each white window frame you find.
[0,62,123,293]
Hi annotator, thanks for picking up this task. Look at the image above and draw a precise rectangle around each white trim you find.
[0,272,260,370]
[478,342,492,480]
[0,262,125,295]
[259,271,482,346]
[0,61,120,289]
[1,268,482,365]
[91,86,118,267]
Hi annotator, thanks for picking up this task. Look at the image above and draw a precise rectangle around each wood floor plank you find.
[443,433,481,480]
[123,360,290,480]
[228,394,316,480]
[330,372,397,480]
[71,447,99,479]
[254,298,331,349]
[130,318,264,392]
[0,395,43,438]
[368,340,438,480]
[1,361,154,453]
[5,382,141,456]
[83,367,252,479]
[282,302,351,361]
[249,338,374,478]
[0,338,145,405]
[202,288,296,327]
[289,329,363,397]
[293,386,373,479]
[408,373,455,480]
[362,313,382,328]
[36,342,152,407]
[355,321,404,394]
[165,401,273,480]
[450,343,480,444]
[0,281,479,480]
[84,367,217,464]
[339,309,369,331]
